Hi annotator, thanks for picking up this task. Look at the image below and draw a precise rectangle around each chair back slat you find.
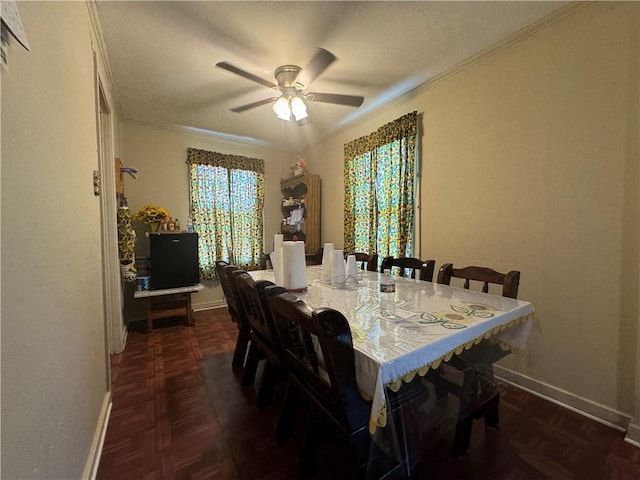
[233,272,285,363]
[255,280,287,349]
[380,256,436,282]
[437,263,520,299]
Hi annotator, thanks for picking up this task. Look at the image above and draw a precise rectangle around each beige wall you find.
[120,121,288,313]
[1,2,111,477]
[2,2,636,478]
[306,2,639,422]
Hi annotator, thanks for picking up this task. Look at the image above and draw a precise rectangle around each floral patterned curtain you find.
[187,148,265,279]
[344,111,417,261]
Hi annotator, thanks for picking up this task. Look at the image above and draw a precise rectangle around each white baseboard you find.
[625,423,640,447]
[126,301,227,326]
[115,323,127,354]
[193,300,226,311]
[82,392,112,480]
[494,365,633,432]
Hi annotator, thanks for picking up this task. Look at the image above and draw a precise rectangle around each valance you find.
[344,111,417,160]
[186,147,264,174]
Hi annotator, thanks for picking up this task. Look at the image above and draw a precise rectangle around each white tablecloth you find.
[251,266,535,433]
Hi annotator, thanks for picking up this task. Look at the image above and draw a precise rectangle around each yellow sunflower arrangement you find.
[134,204,170,225]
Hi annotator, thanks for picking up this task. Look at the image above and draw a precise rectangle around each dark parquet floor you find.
[97,308,640,480]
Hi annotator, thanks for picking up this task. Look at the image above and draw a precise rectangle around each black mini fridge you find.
[149,232,199,290]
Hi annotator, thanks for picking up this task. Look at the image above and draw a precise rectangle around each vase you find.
[120,262,137,282]
[149,222,160,233]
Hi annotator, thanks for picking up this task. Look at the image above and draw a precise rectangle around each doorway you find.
[97,80,126,365]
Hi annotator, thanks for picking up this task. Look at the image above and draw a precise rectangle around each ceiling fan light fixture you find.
[273,96,291,121]
[290,96,308,121]
[219,49,364,122]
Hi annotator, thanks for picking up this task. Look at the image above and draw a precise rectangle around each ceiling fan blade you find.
[216,62,277,89]
[295,48,336,88]
[296,117,312,127]
[306,92,364,107]
[230,97,278,113]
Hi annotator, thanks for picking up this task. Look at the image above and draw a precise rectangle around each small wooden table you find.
[133,284,204,332]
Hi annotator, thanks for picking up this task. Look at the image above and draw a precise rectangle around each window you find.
[187,148,264,279]
[344,111,417,262]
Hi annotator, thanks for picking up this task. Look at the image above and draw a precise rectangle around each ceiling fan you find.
[216,48,364,123]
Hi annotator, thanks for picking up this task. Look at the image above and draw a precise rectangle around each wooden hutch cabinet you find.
[280,173,321,262]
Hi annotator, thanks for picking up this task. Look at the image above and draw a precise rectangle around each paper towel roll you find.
[273,234,284,285]
[332,249,345,286]
[274,234,284,253]
[321,243,334,283]
[282,241,307,291]
[271,255,283,285]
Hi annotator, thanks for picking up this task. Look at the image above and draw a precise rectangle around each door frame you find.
[94,54,126,359]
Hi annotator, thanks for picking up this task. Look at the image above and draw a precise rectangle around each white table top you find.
[250,266,536,433]
[133,283,204,298]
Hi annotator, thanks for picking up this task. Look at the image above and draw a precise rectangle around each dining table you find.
[250,265,537,476]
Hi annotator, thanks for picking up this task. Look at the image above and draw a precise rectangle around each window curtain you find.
[187,147,264,279]
[344,111,417,260]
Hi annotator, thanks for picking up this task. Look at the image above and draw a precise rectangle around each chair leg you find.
[483,392,500,429]
[276,381,298,445]
[452,415,474,458]
[470,360,501,429]
[232,327,251,369]
[452,366,479,458]
[430,369,450,408]
[297,409,325,478]
[351,429,372,476]
[256,361,278,409]
[240,341,260,387]
[384,387,417,478]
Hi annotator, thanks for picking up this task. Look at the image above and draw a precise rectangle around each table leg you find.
[186,293,193,326]
[142,291,195,333]
[146,298,153,333]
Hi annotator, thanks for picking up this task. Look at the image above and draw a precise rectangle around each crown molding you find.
[317,1,590,145]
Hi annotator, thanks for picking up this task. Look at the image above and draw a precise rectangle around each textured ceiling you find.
[95,1,569,152]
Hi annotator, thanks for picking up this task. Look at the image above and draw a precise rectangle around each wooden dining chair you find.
[345,252,379,272]
[233,271,288,408]
[432,262,521,457]
[219,263,253,370]
[264,286,372,477]
[380,256,436,282]
[437,263,520,299]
